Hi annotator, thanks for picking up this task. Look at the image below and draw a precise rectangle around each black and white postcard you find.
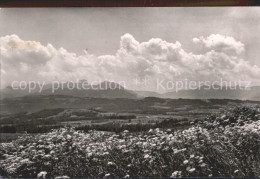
[0,8,260,178]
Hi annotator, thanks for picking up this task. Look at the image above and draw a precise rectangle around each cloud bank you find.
[1,34,259,91]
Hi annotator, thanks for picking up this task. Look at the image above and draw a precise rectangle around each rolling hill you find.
[1,81,259,101]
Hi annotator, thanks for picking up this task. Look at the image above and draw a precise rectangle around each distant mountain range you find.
[1,95,259,114]
[162,85,260,101]
[1,81,260,101]
[0,81,137,99]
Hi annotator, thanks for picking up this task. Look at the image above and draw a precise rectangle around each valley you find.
[1,95,259,142]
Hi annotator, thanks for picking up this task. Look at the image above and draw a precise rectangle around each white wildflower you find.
[183,160,189,165]
[37,171,47,178]
[144,154,150,159]
[188,168,196,173]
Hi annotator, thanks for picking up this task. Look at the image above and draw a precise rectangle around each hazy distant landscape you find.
[0,81,259,138]
[1,80,260,100]
[1,7,260,178]
[0,96,257,135]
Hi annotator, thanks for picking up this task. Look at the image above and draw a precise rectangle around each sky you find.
[0,8,260,91]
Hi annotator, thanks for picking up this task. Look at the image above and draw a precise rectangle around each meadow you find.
[0,105,259,178]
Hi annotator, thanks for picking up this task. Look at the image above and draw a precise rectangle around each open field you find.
[1,97,259,136]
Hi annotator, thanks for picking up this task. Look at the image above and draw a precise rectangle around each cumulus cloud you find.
[193,34,245,54]
[0,34,259,91]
